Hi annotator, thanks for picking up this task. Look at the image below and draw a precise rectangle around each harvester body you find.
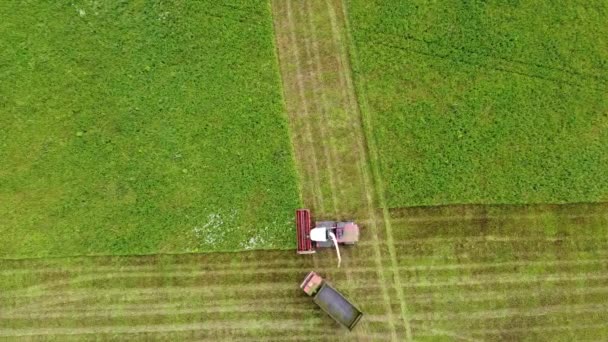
[300,271,363,330]
[312,221,359,248]
[296,209,359,254]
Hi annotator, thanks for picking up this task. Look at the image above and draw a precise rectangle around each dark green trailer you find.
[300,271,363,330]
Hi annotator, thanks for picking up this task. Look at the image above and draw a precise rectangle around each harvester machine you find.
[296,209,359,267]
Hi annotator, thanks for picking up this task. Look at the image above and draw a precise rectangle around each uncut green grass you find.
[0,1,299,257]
[347,0,608,207]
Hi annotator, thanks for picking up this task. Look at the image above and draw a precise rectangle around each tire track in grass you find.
[292,0,341,216]
[1,306,319,320]
[272,0,325,213]
[323,0,370,204]
[319,0,404,338]
[299,0,344,204]
[334,0,413,339]
[2,266,359,296]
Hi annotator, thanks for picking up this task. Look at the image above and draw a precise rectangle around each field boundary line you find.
[336,0,413,340]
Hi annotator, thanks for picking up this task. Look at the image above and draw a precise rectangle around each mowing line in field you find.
[320,0,374,220]
[0,257,312,276]
[386,252,608,265]
[5,256,605,298]
[324,0,402,337]
[406,284,608,304]
[400,272,608,288]
[264,332,395,342]
[371,212,608,224]
[299,0,343,215]
[410,303,608,321]
[294,0,340,215]
[424,328,481,342]
[0,306,320,320]
[3,282,393,311]
[464,322,608,335]
[8,240,597,277]
[2,282,303,299]
[273,0,326,214]
[0,320,329,338]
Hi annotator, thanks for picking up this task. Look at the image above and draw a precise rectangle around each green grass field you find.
[347,0,608,207]
[1,0,607,340]
[0,1,300,257]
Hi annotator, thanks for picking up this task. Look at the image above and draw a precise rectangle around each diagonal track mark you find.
[331,0,414,339]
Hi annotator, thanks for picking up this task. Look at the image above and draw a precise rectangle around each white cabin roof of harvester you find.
[310,227,327,242]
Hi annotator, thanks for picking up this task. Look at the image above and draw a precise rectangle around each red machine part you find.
[300,271,323,296]
[296,209,315,254]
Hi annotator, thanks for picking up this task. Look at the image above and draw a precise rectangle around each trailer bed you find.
[314,283,363,330]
